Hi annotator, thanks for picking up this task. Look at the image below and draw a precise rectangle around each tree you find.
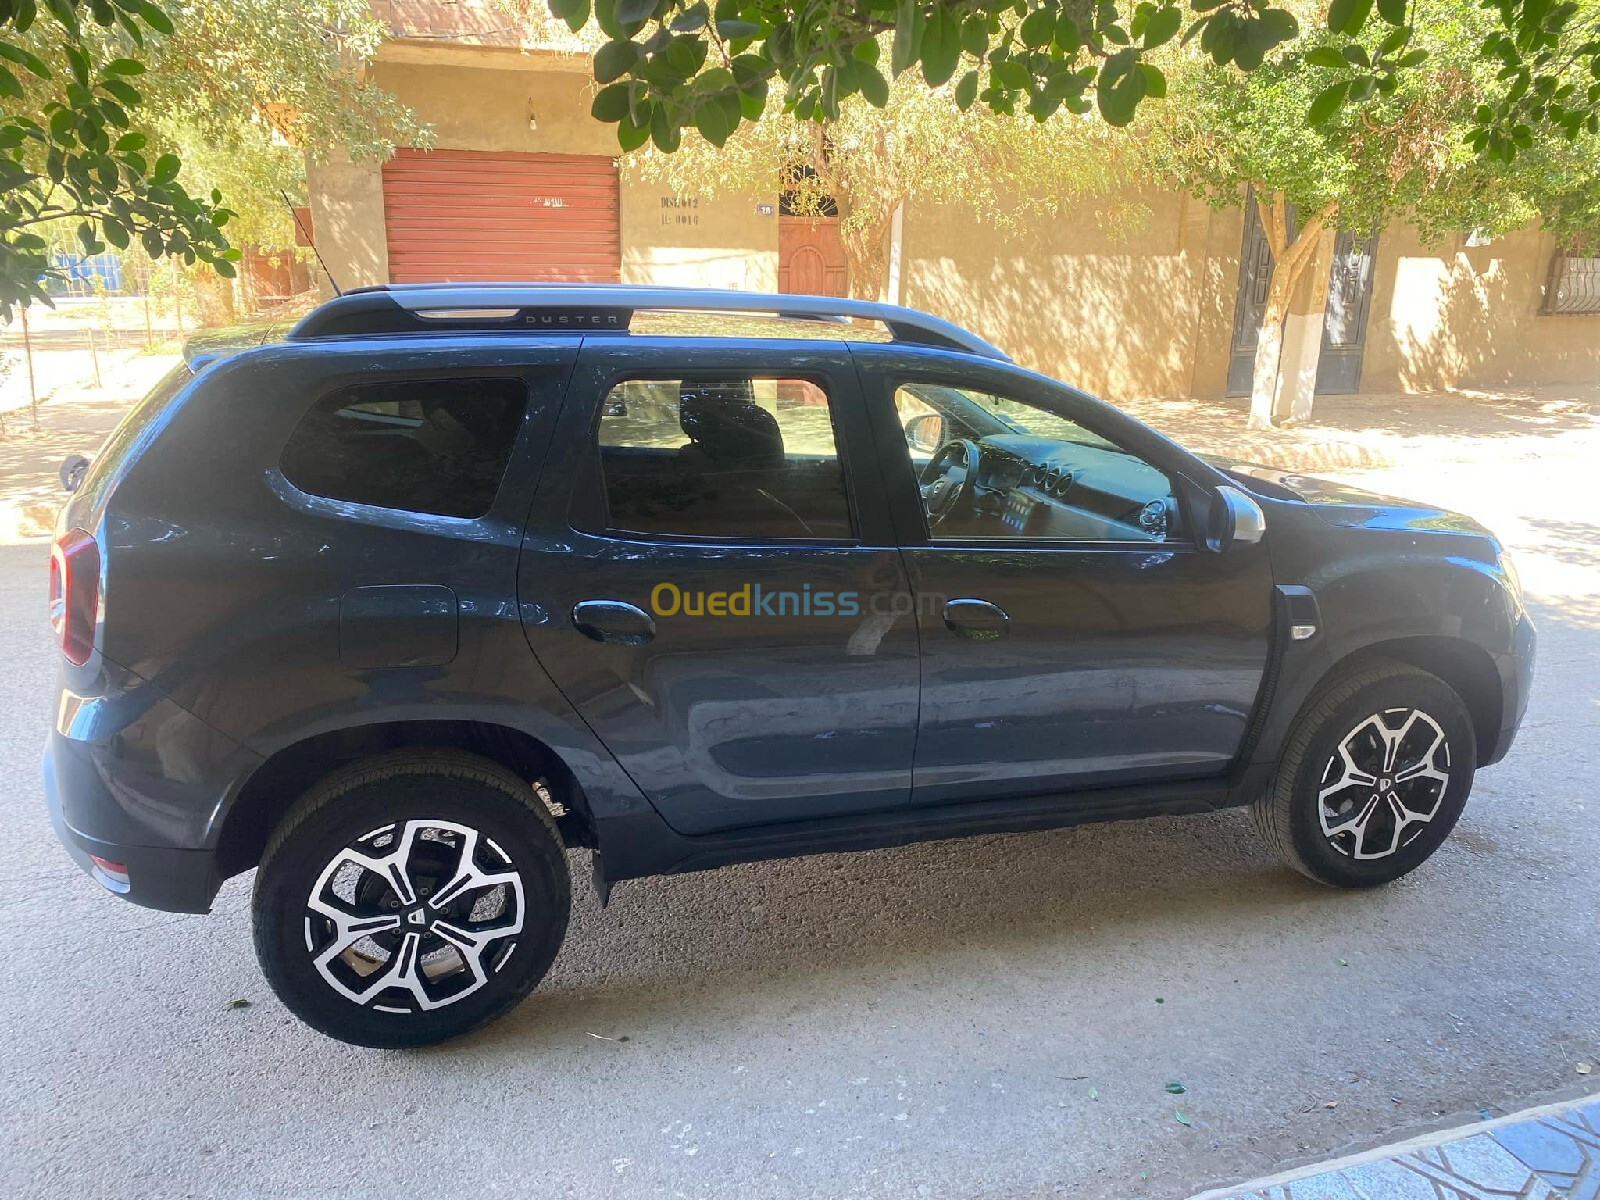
[1,0,235,320]
[630,72,1136,299]
[551,0,1600,166]
[1,0,425,322]
[1152,0,1600,425]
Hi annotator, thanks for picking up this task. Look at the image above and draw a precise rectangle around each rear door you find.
[518,339,920,836]
[856,345,1275,806]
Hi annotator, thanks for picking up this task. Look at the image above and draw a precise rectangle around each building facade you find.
[307,3,1600,403]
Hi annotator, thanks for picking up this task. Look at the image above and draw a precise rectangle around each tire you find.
[252,749,571,1048]
[1251,659,1477,888]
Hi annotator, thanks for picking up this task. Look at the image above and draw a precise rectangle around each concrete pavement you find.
[0,385,1596,1199]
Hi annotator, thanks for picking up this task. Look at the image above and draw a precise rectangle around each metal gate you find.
[381,149,620,284]
[1226,193,1378,397]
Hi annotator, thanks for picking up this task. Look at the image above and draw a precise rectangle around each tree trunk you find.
[1248,274,1294,430]
[191,267,237,327]
[1246,191,1338,429]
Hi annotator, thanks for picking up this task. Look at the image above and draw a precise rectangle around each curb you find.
[1190,1090,1600,1200]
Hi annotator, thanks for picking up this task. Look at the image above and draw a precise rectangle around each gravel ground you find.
[0,385,1595,1200]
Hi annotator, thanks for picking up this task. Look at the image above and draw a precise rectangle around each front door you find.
[858,347,1274,806]
[1314,229,1379,395]
[1227,192,1379,397]
[779,215,849,297]
[519,340,919,836]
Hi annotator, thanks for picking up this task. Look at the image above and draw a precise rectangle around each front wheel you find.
[252,750,571,1047]
[1252,660,1477,888]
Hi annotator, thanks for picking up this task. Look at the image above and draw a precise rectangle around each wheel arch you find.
[215,720,595,881]
[1328,635,1503,767]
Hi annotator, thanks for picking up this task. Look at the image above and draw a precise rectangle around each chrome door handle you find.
[942,598,1010,640]
[571,600,656,646]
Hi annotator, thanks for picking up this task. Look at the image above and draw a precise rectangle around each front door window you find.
[894,383,1182,544]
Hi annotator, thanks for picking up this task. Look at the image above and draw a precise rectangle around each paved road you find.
[1,393,1596,1200]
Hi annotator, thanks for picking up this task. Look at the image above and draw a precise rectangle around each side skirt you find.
[589,779,1247,901]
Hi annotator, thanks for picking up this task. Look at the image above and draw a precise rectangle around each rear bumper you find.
[44,734,222,914]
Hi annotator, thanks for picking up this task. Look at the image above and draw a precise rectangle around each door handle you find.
[572,600,656,646]
[942,598,1010,640]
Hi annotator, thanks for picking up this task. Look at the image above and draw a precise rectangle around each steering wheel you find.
[918,439,982,527]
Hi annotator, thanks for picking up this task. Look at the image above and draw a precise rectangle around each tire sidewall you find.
[253,773,569,1048]
[1285,671,1477,887]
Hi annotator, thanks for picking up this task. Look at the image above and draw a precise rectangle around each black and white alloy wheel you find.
[254,751,570,1047]
[1317,707,1452,860]
[1252,660,1477,888]
[305,818,527,1014]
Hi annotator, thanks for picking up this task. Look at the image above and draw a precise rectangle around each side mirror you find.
[1205,484,1266,552]
[905,412,945,454]
[59,454,90,494]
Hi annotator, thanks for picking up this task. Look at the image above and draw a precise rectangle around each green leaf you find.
[857,60,888,106]
[1020,7,1055,49]
[615,0,655,24]
[1143,5,1181,48]
[961,14,988,57]
[101,77,142,106]
[692,91,739,145]
[136,0,173,35]
[152,151,179,183]
[1376,0,1406,25]
[1175,1109,1193,1126]
[595,39,640,83]
[1055,13,1082,53]
[714,18,759,38]
[1308,78,1350,123]
[0,65,20,99]
[891,0,925,77]
[0,40,49,77]
[669,0,707,31]
[1096,50,1145,125]
[1342,42,1370,67]
[103,57,145,75]
[1140,62,1166,98]
[954,67,978,109]
[1165,1081,1186,1094]
[1304,45,1347,68]
[591,81,633,123]
[617,115,651,151]
[1327,0,1373,36]
[921,4,961,87]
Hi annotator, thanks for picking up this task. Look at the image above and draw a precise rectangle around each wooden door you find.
[778,215,848,297]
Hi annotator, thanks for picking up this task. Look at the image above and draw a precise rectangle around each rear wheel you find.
[252,750,570,1047]
[1251,660,1476,888]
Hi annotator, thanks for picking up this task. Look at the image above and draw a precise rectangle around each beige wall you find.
[1362,224,1600,393]
[900,190,1243,401]
[306,155,388,292]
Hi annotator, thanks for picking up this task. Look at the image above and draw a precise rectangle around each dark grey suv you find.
[43,285,1535,1046]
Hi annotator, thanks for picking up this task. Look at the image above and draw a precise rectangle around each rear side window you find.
[280,377,528,519]
[594,377,855,540]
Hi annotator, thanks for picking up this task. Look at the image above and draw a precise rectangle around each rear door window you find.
[592,376,856,540]
[281,376,529,519]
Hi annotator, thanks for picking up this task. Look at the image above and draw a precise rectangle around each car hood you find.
[1208,460,1491,535]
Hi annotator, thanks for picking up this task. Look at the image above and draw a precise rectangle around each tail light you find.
[49,529,100,665]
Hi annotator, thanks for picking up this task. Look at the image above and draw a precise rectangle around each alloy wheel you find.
[1316,707,1453,860]
[303,818,525,1013]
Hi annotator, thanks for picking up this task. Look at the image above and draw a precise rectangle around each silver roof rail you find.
[285,284,1010,362]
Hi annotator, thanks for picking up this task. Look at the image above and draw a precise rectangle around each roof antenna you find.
[282,190,341,297]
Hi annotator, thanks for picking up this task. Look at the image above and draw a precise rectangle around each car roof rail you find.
[284,284,1011,362]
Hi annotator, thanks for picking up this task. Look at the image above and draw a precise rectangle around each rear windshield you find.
[75,363,195,512]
